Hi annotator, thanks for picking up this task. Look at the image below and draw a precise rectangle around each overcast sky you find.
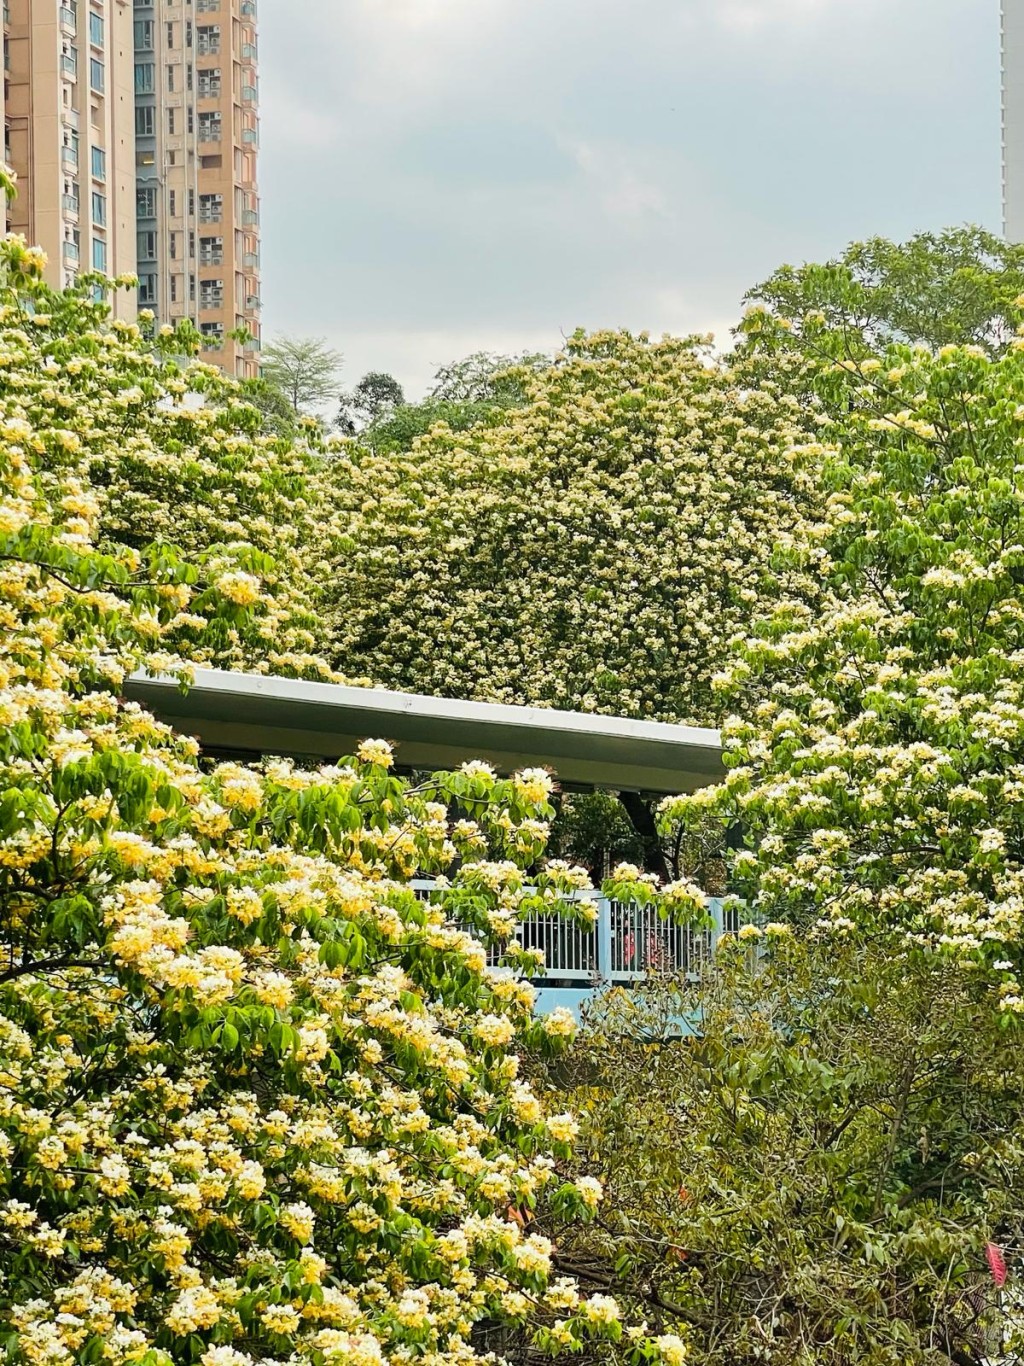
[259,0,1000,398]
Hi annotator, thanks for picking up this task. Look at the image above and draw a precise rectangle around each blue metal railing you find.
[410,881,740,1016]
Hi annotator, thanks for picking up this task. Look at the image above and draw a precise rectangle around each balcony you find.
[407,881,743,1018]
[245,294,260,310]
[241,84,256,104]
[240,1,256,13]
[61,193,79,218]
[3,5,9,27]
[60,52,77,80]
[241,207,258,225]
[242,251,258,268]
[241,127,257,145]
[63,107,80,130]
[59,5,77,37]
[61,145,79,170]
[62,240,80,263]
[241,42,256,60]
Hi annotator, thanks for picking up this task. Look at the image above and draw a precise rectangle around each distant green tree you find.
[428,349,550,404]
[744,226,1024,359]
[336,371,405,434]
[261,334,343,414]
[237,375,300,438]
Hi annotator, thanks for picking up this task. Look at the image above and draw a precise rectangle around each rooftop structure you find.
[125,667,725,794]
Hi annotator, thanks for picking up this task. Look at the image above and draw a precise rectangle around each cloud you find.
[710,0,828,33]
[259,0,1000,397]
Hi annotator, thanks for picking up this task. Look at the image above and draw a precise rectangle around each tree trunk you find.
[617,791,670,880]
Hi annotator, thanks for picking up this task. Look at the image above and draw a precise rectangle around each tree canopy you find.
[261,335,344,415]
[554,934,1024,1366]
[0,237,693,1366]
[317,330,823,725]
[743,226,1024,360]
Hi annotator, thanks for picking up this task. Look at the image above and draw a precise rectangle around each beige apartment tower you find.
[133,0,261,377]
[0,0,260,373]
[4,0,137,316]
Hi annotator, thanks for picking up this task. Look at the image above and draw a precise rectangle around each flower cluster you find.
[0,245,683,1366]
[665,329,1024,1007]
[315,329,824,724]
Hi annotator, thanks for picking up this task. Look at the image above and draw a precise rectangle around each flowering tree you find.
[744,226,1024,360]
[318,330,823,725]
[0,251,336,679]
[0,241,690,1366]
[660,309,1024,1004]
[553,934,1024,1366]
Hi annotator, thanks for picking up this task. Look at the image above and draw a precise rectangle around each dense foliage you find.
[0,240,693,1366]
[318,330,823,724]
[556,934,1024,1366]
[744,226,1024,358]
[662,319,1024,1001]
[0,258,337,679]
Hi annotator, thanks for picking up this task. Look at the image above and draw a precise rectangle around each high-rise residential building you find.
[132,0,261,378]
[1005,0,1024,240]
[0,0,260,372]
[3,0,137,317]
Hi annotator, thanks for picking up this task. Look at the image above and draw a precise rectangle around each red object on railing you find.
[986,1242,1008,1288]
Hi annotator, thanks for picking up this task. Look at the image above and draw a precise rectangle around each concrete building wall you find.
[133,0,260,379]
[1004,0,1024,240]
[4,0,136,319]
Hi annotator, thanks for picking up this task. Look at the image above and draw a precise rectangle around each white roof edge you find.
[129,667,722,752]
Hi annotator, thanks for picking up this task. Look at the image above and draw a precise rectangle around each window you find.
[168,189,177,217]
[170,274,178,303]
[198,111,221,142]
[199,235,223,265]
[196,24,219,54]
[197,67,220,97]
[92,237,106,272]
[166,21,174,47]
[137,230,157,260]
[166,63,174,91]
[187,107,194,134]
[169,232,177,260]
[200,154,222,170]
[134,62,154,93]
[188,230,195,258]
[90,145,105,180]
[136,186,156,217]
[89,11,103,46]
[138,273,156,305]
[200,278,223,307]
[135,105,154,136]
[91,191,106,226]
[198,192,222,222]
[199,321,223,346]
[89,57,104,91]
[167,107,176,134]
[134,19,154,49]
[188,189,195,216]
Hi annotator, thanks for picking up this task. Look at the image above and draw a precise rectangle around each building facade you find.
[0,0,260,370]
[133,0,261,377]
[4,0,137,316]
[1005,0,1024,240]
